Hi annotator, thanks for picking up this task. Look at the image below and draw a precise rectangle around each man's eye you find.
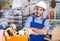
[40,9,42,11]
[36,8,39,10]
[40,9,44,11]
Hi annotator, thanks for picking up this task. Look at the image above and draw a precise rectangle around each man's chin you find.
[36,15,41,17]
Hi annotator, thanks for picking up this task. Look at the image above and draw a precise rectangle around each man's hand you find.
[25,28,33,36]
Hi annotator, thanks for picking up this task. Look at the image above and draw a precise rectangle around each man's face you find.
[36,6,44,17]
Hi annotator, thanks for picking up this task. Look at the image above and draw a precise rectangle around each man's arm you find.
[31,27,47,35]
[31,19,50,35]
[25,16,32,27]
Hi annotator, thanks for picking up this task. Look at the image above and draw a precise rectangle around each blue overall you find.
[29,16,46,41]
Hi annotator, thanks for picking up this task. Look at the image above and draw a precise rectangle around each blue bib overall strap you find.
[29,16,47,41]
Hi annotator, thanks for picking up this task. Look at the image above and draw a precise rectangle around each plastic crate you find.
[5,36,29,41]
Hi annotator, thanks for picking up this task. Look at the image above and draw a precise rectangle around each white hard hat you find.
[36,1,47,10]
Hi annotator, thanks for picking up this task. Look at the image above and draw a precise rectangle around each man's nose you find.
[36,12,38,13]
[36,11,40,14]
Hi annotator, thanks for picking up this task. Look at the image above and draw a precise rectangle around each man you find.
[25,1,50,41]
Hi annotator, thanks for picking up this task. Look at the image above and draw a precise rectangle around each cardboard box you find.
[52,26,60,41]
